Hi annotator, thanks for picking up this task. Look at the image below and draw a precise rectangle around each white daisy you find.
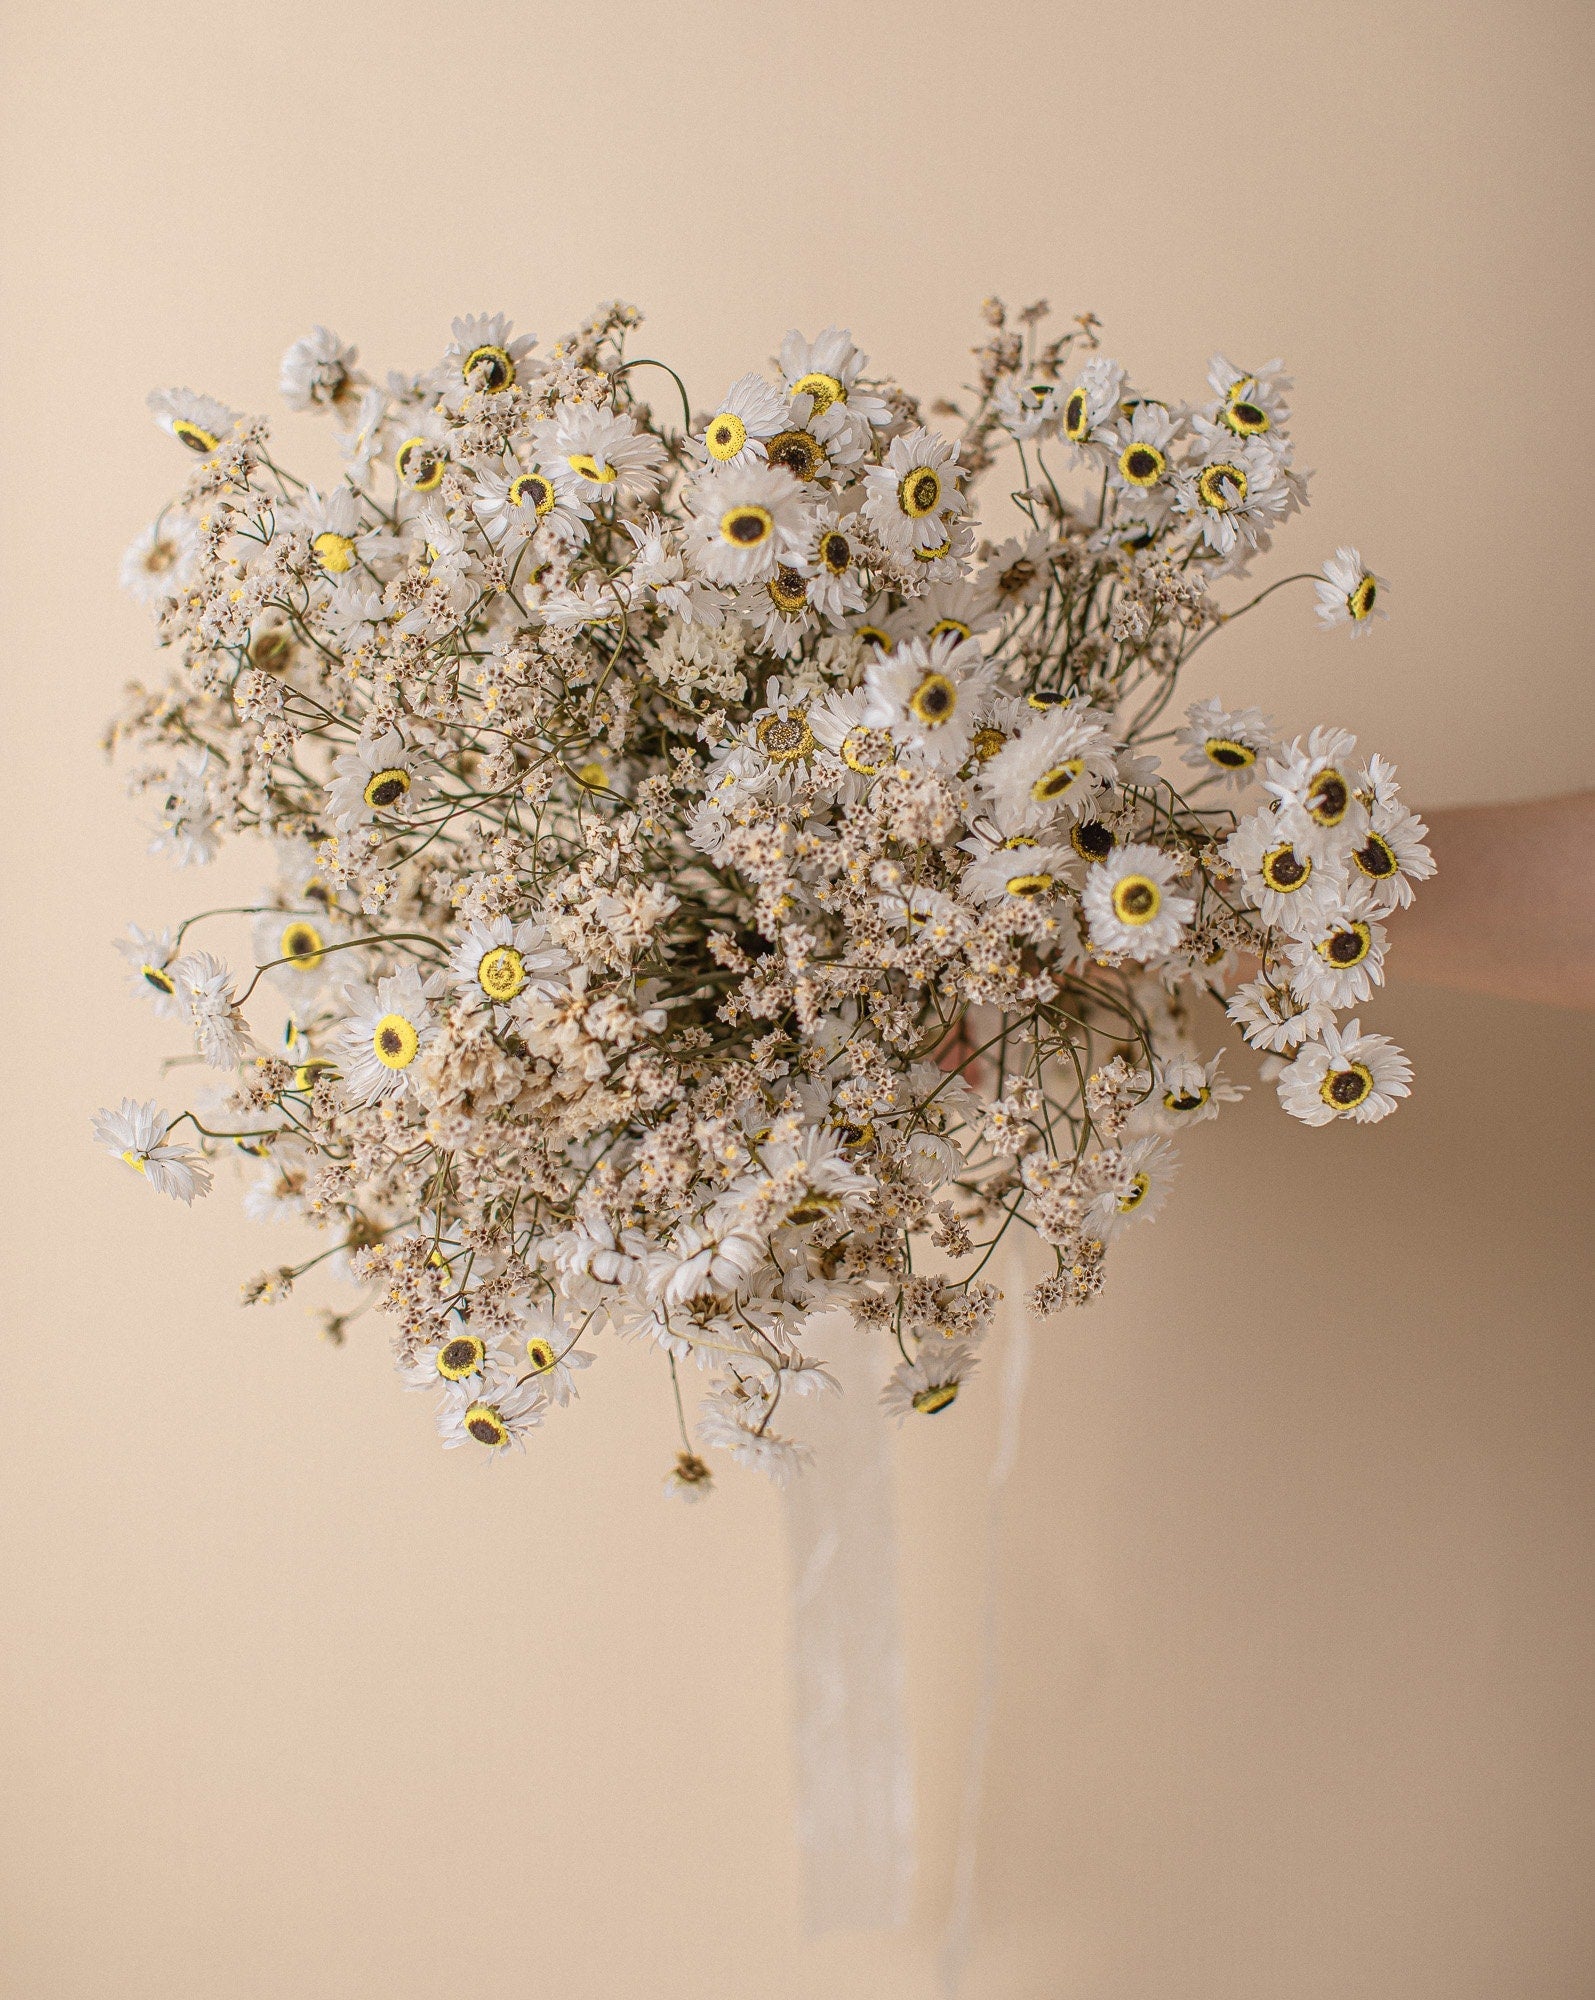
[147,747,221,868]
[646,1219,765,1310]
[959,841,1074,906]
[1057,355,1127,457]
[684,461,813,586]
[1223,807,1348,937]
[802,503,868,624]
[436,1376,546,1454]
[1350,796,1435,911]
[861,630,996,769]
[251,908,342,994]
[809,685,894,784]
[326,728,430,832]
[471,454,591,552]
[1106,401,1181,501]
[1315,546,1386,635]
[1144,1050,1246,1130]
[861,426,966,557]
[279,327,362,415]
[1284,888,1389,1008]
[1262,727,1368,864]
[146,386,240,457]
[879,1339,978,1421]
[888,577,1000,649]
[1086,1134,1178,1238]
[92,1099,212,1204]
[1224,977,1336,1054]
[171,951,256,1068]
[976,700,1119,825]
[735,563,820,658]
[537,401,667,506]
[512,1302,595,1407]
[1176,696,1280,786]
[1203,354,1293,440]
[337,966,439,1105]
[448,916,569,1028]
[298,486,371,581]
[114,923,185,1018]
[1276,1018,1412,1126]
[777,325,894,433]
[1081,843,1194,960]
[695,372,791,466]
[444,311,538,397]
[120,514,198,606]
[402,1325,517,1395]
[1173,429,1289,559]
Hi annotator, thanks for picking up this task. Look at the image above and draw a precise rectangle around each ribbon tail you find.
[781,1310,914,1933]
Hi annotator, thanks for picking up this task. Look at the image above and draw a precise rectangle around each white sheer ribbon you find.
[781,1310,914,1932]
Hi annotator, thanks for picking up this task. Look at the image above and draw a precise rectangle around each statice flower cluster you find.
[97,297,1432,1489]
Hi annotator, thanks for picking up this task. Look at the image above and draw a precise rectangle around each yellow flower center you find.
[1305,768,1351,826]
[373,1013,420,1070]
[705,412,748,461]
[1063,387,1090,441]
[464,1402,510,1447]
[900,465,943,518]
[574,760,609,791]
[1071,821,1115,861]
[766,567,810,616]
[792,370,845,413]
[279,920,325,970]
[908,672,957,726]
[525,1336,557,1372]
[509,472,555,515]
[1111,875,1161,924]
[121,1149,148,1175]
[819,530,851,575]
[1005,872,1054,897]
[1321,1062,1374,1111]
[1223,395,1270,436]
[1118,1172,1149,1211]
[766,429,824,481]
[928,617,971,642]
[477,945,527,1001]
[912,1381,959,1415]
[462,343,514,392]
[971,726,1005,762]
[312,530,356,574]
[1118,442,1166,487]
[756,711,815,761]
[914,538,952,562]
[1317,921,1372,969]
[1030,758,1085,802]
[786,1192,841,1226]
[720,503,773,548]
[1204,735,1255,770]
[395,437,445,491]
[173,419,221,454]
[566,452,616,485]
[841,726,890,775]
[1163,1085,1211,1113]
[141,964,177,995]
[1354,832,1398,880]
[855,624,892,652]
[1349,575,1378,620]
[363,767,411,811]
[1197,461,1248,511]
[1261,844,1310,892]
[437,1335,485,1381]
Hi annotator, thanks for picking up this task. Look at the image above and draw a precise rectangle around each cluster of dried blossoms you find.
[98,297,1433,1490]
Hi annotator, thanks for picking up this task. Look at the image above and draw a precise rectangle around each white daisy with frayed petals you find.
[695,372,791,466]
[861,425,965,556]
[977,699,1118,826]
[437,1377,546,1455]
[685,461,813,586]
[1315,547,1386,635]
[92,1100,212,1204]
[880,1340,978,1421]
[448,916,569,1028]
[1276,1018,1411,1126]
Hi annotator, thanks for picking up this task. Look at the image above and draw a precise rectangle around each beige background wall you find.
[3,3,1593,1994]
